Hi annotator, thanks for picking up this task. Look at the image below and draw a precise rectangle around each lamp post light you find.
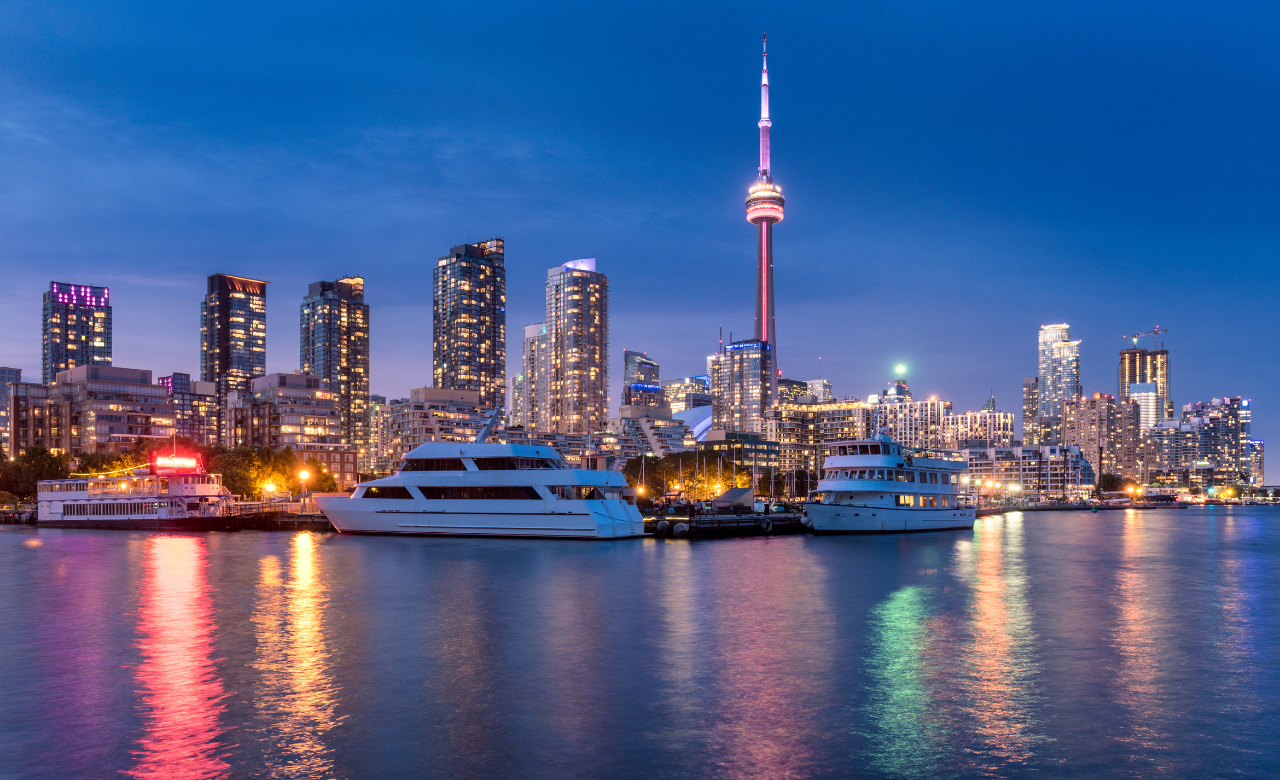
[299,470,310,506]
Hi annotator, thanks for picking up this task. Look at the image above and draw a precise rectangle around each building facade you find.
[158,373,220,446]
[1118,347,1172,420]
[942,410,1016,449]
[621,350,662,408]
[777,378,810,404]
[1181,397,1252,481]
[708,339,773,434]
[42,282,112,384]
[520,323,549,430]
[1021,376,1040,444]
[1062,393,1144,479]
[1037,324,1081,417]
[0,367,21,454]
[301,276,370,453]
[224,374,348,480]
[662,376,712,414]
[507,375,526,428]
[363,394,391,474]
[962,444,1096,500]
[201,274,268,420]
[433,239,506,412]
[806,379,833,402]
[542,259,609,435]
[9,366,174,457]
[878,397,953,450]
[386,388,492,463]
[763,399,877,474]
[701,429,781,472]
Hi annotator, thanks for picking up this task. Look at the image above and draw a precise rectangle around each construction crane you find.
[1121,326,1167,347]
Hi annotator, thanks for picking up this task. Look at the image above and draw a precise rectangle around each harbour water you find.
[1,507,1277,779]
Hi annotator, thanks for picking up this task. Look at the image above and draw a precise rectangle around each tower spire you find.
[759,33,771,180]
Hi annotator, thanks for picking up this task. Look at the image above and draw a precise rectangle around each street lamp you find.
[299,470,310,502]
[263,482,276,502]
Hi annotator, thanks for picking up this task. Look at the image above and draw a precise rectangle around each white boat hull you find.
[316,496,645,539]
[805,502,974,533]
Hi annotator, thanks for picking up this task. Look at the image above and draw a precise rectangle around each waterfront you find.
[0,508,1277,779]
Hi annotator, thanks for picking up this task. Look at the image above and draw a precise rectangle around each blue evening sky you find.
[1,2,1277,478]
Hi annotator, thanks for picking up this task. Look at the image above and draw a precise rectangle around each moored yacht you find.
[804,437,974,533]
[315,441,644,539]
[36,454,233,530]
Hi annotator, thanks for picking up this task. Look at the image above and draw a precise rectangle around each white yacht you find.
[804,437,974,533]
[315,442,644,539]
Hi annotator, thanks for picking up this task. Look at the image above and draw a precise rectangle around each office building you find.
[764,399,877,474]
[708,339,774,434]
[1118,346,1172,420]
[201,274,268,419]
[42,282,112,384]
[745,35,784,402]
[777,378,810,404]
[301,276,370,452]
[9,366,174,457]
[1127,382,1161,430]
[1037,324,1081,416]
[0,367,21,453]
[224,373,356,487]
[158,372,219,446]
[433,239,506,412]
[962,444,1095,500]
[806,379,833,402]
[542,259,609,435]
[621,350,662,408]
[662,376,712,414]
[942,409,1016,449]
[701,429,781,472]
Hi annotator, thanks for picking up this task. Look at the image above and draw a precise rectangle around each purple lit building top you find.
[42,281,113,384]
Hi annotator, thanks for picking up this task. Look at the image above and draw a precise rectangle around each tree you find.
[0,491,19,508]
[0,447,71,500]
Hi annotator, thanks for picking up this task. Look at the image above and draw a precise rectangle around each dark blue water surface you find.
[1,508,1278,779]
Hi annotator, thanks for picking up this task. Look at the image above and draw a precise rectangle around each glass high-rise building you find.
[42,282,112,384]
[661,376,712,414]
[1037,323,1081,417]
[158,372,220,446]
[621,350,661,408]
[1118,347,1171,420]
[521,323,548,430]
[543,259,608,435]
[301,276,370,452]
[433,239,506,412]
[201,273,268,431]
[708,339,773,434]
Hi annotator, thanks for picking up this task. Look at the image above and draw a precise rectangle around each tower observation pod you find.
[746,34,784,396]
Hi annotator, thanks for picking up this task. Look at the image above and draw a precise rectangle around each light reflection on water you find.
[125,535,230,779]
[1,508,1278,779]
[249,532,342,779]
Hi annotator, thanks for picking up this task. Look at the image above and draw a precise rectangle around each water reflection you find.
[250,533,342,778]
[861,516,1042,776]
[1111,512,1167,763]
[126,535,230,779]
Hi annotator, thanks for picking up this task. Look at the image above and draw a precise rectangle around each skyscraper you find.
[708,339,774,434]
[746,35,784,401]
[621,350,662,408]
[201,274,268,425]
[1021,376,1040,444]
[543,259,609,435]
[0,367,21,453]
[521,323,548,429]
[433,239,506,412]
[1037,324,1081,417]
[301,276,370,451]
[42,282,112,384]
[158,372,220,446]
[1118,346,1171,420]
[661,376,712,414]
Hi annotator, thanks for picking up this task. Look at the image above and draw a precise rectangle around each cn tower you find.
[745,34,784,389]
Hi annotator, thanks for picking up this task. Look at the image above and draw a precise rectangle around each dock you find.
[644,512,806,539]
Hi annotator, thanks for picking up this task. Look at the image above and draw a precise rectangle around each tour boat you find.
[36,455,233,530]
[803,437,974,533]
[315,441,644,539]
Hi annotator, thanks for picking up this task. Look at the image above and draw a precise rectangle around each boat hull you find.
[38,516,238,532]
[805,502,974,533]
[316,496,645,539]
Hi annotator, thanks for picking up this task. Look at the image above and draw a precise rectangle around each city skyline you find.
[1,5,1277,479]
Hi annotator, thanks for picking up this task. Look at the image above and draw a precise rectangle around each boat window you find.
[855,445,866,455]
[472,457,557,470]
[361,486,415,499]
[874,469,884,480]
[869,444,881,455]
[838,446,847,456]
[929,472,939,484]
[402,458,467,472]
[549,485,607,500]
[894,495,916,507]
[417,486,542,500]
[940,496,950,507]
[904,471,915,483]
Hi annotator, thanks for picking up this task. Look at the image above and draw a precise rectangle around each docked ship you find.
[803,437,974,533]
[316,441,644,539]
[36,454,233,530]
